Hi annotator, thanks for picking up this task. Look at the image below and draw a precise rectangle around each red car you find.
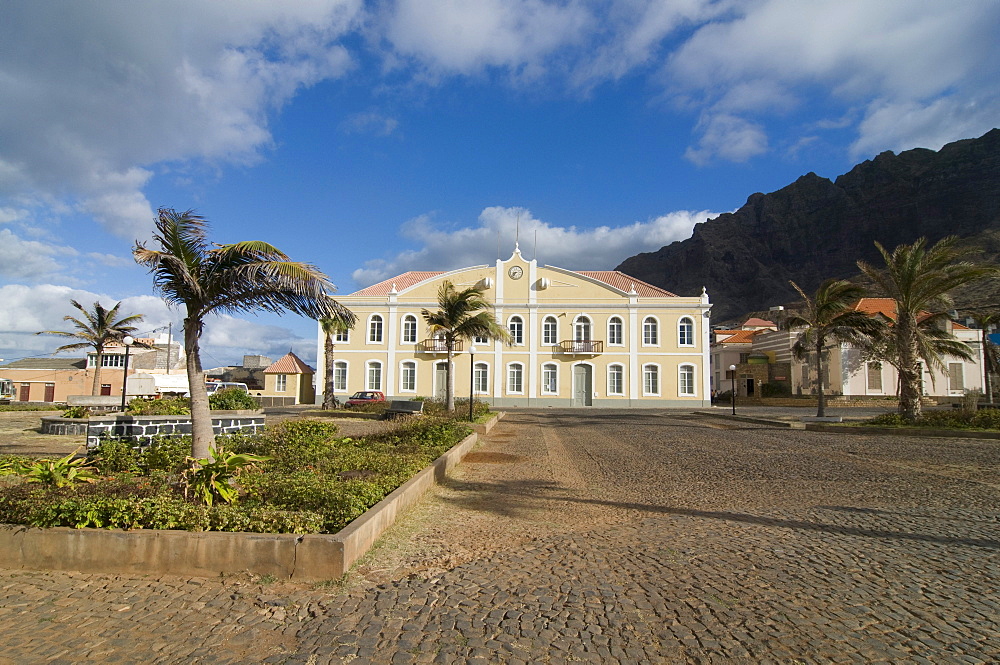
[345,391,386,408]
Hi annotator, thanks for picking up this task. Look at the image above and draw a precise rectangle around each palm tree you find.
[784,279,882,418]
[134,208,355,458]
[319,313,351,410]
[37,300,145,396]
[857,236,999,421]
[421,280,510,411]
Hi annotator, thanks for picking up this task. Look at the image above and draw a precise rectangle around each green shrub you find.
[18,450,99,487]
[90,438,140,475]
[181,446,269,506]
[140,436,192,473]
[126,397,190,416]
[971,409,1000,430]
[348,401,388,414]
[0,404,63,412]
[760,382,791,398]
[62,406,91,419]
[208,388,259,411]
[868,412,906,427]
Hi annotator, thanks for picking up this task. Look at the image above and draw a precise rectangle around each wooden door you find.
[44,383,55,402]
[18,384,30,401]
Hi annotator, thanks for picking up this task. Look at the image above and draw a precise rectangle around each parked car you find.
[205,382,249,395]
[345,391,385,408]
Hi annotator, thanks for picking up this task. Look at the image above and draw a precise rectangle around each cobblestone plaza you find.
[1,409,998,663]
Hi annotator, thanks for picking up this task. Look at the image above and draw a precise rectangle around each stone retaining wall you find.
[85,412,264,448]
[40,417,90,436]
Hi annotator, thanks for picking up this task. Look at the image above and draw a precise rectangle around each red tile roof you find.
[742,317,776,328]
[715,329,760,344]
[350,269,677,297]
[264,352,314,374]
[575,271,677,296]
[351,271,445,297]
[853,298,898,319]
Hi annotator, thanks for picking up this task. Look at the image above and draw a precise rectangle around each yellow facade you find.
[317,250,712,407]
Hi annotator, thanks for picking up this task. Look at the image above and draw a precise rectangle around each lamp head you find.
[123,336,134,346]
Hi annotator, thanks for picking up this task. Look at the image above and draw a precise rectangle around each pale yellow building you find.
[317,249,712,408]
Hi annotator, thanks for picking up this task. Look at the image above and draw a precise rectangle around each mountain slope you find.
[617,129,1000,321]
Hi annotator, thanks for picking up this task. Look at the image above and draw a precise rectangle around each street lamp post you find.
[469,346,477,422]
[729,364,737,416]
[120,336,134,412]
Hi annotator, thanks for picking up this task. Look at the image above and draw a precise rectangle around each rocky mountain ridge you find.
[617,128,1000,322]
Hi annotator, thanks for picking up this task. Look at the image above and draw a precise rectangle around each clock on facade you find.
[508,266,524,279]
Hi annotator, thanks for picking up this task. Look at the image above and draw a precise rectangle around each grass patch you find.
[0,404,63,412]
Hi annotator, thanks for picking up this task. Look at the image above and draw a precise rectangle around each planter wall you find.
[85,411,264,448]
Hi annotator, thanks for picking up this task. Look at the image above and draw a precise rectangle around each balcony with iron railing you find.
[417,339,463,353]
[558,339,604,354]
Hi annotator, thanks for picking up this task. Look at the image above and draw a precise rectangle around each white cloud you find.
[0,229,78,282]
[666,0,1000,162]
[684,114,768,166]
[384,0,592,77]
[351,205,719,286]
[0,1,362,238]
[340,111,400,137]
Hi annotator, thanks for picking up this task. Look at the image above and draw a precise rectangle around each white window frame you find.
[473,335,490,346]
[399,360,417,392]
[366,361,383,391]
[643,363,661,396]
[541,363,558,395]
[573,315,592,341]
[275,374,287,392]
[334,329,349,343]
[607,317,624,346]
[367,314,384,344]
[642,316,659,347]
[474,362,489,394]
[508,315,525,346]
[948,362,965,394]
[89,354,128,369]
[333,361,348,392]
[507,362,524,394]
[607,363,625,396]
[678,364,696,396]
[678,317,695,347]
[542,316,558,346]
[401,315,418,344]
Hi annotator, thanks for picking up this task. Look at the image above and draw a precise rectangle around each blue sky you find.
[1,0,998,368]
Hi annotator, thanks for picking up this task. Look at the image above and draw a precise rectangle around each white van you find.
[205,382,249,395]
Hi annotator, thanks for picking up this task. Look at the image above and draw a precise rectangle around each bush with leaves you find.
[17,450,100,488]
[62,406,92,419]
[126,397,191,416]
[208,388,259,411]
[140,436,192,473]
[90,438,141,475]
[181,446,269,506]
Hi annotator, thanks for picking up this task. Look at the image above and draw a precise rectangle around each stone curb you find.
[691,411,801,428]
[0,413,503,581]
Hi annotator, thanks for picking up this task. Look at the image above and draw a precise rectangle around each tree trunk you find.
[897,315,921,422]
[815,338,826,418]
[446,333,455,411]
[91,348,103,396]
[984,329,993,404]
[185,317,214,459]
[322,334,336,409]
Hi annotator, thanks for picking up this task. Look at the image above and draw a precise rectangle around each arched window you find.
[508,316,524,345]
[366,361,382,390]
[574,316,592,341]
[474,362,489,394]
[678,364,696,396]
[333,361,348,392]
[607,317,623,346]
[507,363,524,393]
[678,317,695,346]
[542,316,558,345]
[401,315,417,344]
[607,364,624,395]
[400,361,416,392]
[642,317,658,346]
[368,314,383,343]
[541,363,558,394]
[643,364,660,395]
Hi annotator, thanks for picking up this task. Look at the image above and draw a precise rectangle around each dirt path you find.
[0,410,82,456]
